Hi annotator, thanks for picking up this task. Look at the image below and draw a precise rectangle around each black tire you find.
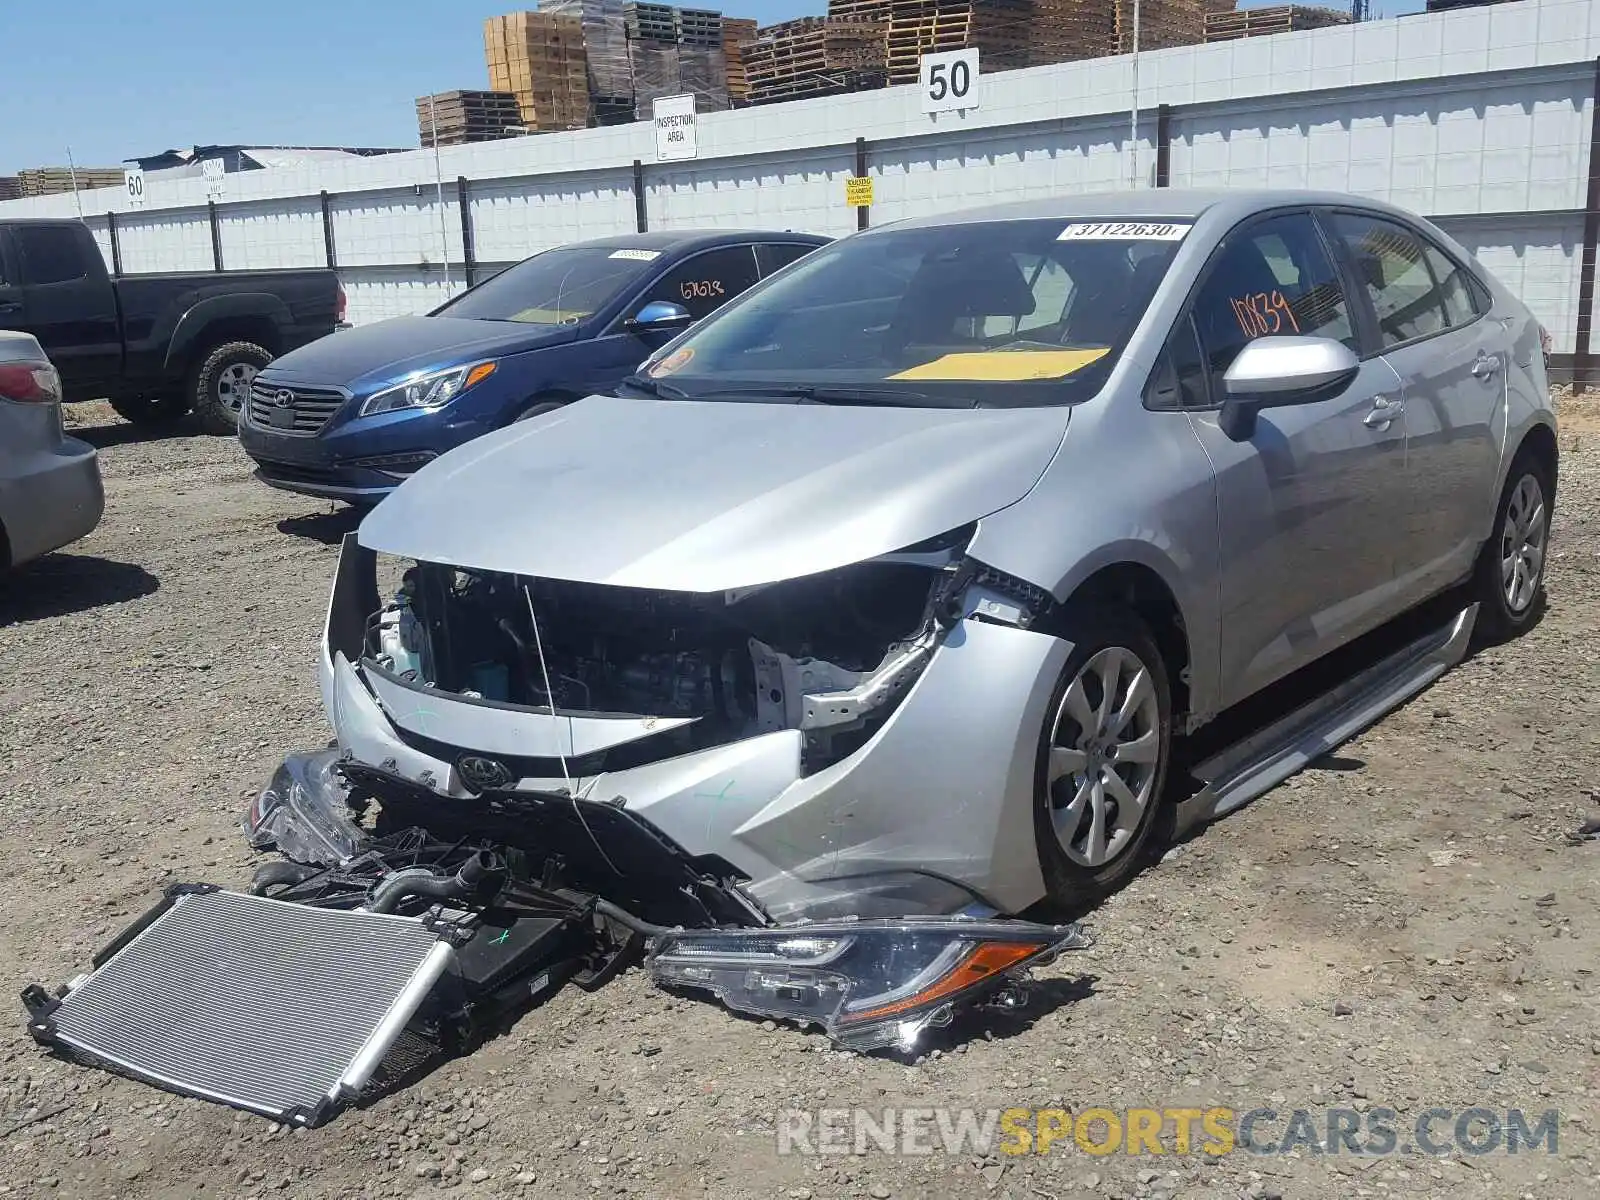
[514,397,570,424]
[109,391,190,427]
[1033,603,1173,910]
[191,341,274,435]
[1472,448,1553,642]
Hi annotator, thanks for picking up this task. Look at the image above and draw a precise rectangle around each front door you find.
[1172,210,1412,708]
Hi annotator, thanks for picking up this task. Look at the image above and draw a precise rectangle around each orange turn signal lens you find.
[465,362,498,388]
[842,941,1047,1024]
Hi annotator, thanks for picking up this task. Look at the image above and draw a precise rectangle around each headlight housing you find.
[359,361,497,417]
[646,917,1091,1053]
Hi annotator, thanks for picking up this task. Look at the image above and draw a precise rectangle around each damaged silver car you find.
[28,190,1555,1124]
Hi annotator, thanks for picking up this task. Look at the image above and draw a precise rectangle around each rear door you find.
[755,241,820,278]
[1324,210,1503,598]
[11,223,122,401]
[1169,209,1411,707]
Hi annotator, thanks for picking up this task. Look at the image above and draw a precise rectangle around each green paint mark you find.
[491,929,511,945]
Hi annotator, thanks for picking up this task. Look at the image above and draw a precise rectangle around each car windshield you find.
[434,245,660,325]
[638,218,1185,407]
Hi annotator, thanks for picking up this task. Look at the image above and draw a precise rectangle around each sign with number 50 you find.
[920,48,979,115]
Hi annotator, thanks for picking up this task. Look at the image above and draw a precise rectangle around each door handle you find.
[1363,396,1403,429]
[1471,352,1500,380]
[0,300,20,314]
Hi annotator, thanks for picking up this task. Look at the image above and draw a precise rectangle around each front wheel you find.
[1473,452,1552,641]
[191,341,273,435]
[1033,605,1172,910]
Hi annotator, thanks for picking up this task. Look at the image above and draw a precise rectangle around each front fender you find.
[162,292,292,372]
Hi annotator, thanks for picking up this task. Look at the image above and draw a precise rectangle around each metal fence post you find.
[856,137,870,231]
[106,211,122,276]
[457,177,477,287]
[207,201,223,272]
[320,190,337,268]
[633,159,648,234]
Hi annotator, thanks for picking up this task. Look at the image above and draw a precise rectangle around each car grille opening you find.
[248,382,347,436]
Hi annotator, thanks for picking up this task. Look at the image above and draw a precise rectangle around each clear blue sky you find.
[2,0,1425,174]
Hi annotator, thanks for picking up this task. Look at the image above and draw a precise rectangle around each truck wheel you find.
[109,392,190,427]
[191,342,273,435]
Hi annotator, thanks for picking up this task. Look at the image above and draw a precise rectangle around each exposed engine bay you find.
[363,531,991,773]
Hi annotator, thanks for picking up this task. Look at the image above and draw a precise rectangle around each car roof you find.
[876,188,1421,232]
[564,229,831,254]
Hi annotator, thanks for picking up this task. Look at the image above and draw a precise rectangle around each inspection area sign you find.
[653,94,698,162]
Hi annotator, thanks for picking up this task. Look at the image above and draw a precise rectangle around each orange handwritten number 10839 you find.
[1230,290,1301,338]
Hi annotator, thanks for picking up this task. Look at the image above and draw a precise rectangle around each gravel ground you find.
[1,397,1599,1200]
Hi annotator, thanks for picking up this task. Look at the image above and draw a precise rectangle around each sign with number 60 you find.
[920,48,979,115]
[124,168,146,208]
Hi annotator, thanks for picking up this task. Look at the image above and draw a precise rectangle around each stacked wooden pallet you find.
[1112,0,1208,52]
[1032,0,1117,66]
[676,6,724,45]
[0,176,20,201]
[722,16,759,102]
[417,90,524,146]
[17,167,124,196]
[541,0,634,108]
[485,11,592,130]
[746,17,886,105]
[1202,3,1348,42]
[624,1,678,41]
[885,0,1033,86]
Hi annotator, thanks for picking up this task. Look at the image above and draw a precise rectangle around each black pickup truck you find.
[0,218,344,434]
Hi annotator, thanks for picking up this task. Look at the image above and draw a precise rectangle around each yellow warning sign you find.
[845,176,873,207]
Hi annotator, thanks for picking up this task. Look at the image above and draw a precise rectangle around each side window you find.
[756,242,817,277]
[14,225,89,286]
[1188,212,1355,389]
[1422,242,1479,328]
[638,246,760,320]
[1329,213,1448,347]
[976,254,1075,339]
[1147,314,1210,411]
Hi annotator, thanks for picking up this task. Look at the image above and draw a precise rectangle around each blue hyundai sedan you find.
[238,229,828,504]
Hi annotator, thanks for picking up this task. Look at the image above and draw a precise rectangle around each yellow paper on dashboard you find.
[889,346,1110,382]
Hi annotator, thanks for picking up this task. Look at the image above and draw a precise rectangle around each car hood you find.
[259,315,578,391]
[357,393,1070,591]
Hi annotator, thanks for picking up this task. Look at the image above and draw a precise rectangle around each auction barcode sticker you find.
[1059,222,1192,241]
[610,249,661,261]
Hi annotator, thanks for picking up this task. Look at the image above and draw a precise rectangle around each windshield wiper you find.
[687,383,935,407]
[619,373,693,401]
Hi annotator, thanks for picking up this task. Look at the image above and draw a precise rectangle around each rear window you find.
[434,245,660,325]
[14,225,88,286]
[646,218,1185,407]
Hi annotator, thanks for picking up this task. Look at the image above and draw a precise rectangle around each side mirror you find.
[1218,336,1360,441]
[625,300,693,332]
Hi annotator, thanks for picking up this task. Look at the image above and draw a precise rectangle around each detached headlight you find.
[359,361,497,416]
[646,918,1091,1053]
[243,749,368,865]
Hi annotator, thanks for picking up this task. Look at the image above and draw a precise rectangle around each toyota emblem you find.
[273,389,295,408]
[457,755,514,793]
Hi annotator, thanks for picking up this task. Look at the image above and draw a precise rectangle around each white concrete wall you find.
[2,0,1594,344]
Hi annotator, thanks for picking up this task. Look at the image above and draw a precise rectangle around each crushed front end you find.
[25,524,1094,1124]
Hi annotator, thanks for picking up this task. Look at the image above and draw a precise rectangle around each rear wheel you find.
[1034,605,1172,909]
[1473,450,1552,640]
[191,341,273,435]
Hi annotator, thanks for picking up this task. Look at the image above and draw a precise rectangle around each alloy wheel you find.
[1500,473,1547,614]
[1046,646,1162,868]
[216,362,259,416]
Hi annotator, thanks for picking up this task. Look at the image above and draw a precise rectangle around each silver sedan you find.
[0,331,104,570]
[301,189,1554,921]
